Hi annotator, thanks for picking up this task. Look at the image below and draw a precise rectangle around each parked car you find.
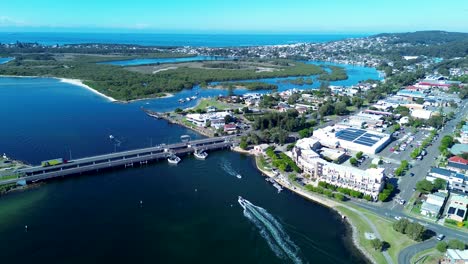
[436,234,445,241]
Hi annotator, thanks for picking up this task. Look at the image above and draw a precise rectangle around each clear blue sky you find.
[1,0,467,33]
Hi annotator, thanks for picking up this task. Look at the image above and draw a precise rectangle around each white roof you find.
[447,249,468,260]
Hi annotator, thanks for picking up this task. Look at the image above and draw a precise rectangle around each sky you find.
[1,0,467,33]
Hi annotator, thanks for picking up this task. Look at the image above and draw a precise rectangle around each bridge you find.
[2,136,235,185]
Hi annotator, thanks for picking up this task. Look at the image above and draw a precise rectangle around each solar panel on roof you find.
[448,207,456,214]
[456,209,465,217]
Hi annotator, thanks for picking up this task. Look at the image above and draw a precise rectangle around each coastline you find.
[57,78,118,102]
[245,152,377,264]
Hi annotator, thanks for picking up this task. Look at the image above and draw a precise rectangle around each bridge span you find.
[3,136,235,185]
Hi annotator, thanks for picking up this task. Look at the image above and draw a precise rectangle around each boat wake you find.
[220,159,241,178]
[238,196,305,264]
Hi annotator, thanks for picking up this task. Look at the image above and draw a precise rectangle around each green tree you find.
[356,151,363,159]
[405,222,425,241]
[433,178,447,190]
[239,137,248,150]
[436,242,448,252]
[370,239,384,251]
[334,193,345,201]
[393,218,410,234]
[448,239,466,250]
[334,101,348,115]
[349,157,358,166]
[416,179,434,194]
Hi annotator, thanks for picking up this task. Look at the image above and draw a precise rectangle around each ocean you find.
[0,32,368,47]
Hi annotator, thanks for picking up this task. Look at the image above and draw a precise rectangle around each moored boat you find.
[167,155,181,164]
[194,150,208,159]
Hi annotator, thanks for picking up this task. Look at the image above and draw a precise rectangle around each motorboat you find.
[236,174,242,179]
[194,150,208,159]
[167,155,181,164]
[273,182,283,193]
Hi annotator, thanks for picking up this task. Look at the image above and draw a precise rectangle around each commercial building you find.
[186,111,230,129]
[292,138,385,200]
[312,125,391,154]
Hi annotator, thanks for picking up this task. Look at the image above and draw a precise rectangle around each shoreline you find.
[0,75,177,103]
[246,152,377,264]
[0,75,117,102]
[57,78,118,102]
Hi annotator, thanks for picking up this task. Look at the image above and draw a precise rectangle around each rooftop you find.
[450,144,468,155]
[447,249,468,261]
[334,127,386,147]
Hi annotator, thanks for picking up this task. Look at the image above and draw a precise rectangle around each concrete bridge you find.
[2,136,235,185]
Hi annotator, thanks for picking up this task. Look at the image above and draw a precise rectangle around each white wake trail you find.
[238,197,306,264]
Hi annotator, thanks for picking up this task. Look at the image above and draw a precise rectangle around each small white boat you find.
[186,97,191,101]
[236,174,242,179]
[190,96,197,100]
[194,150,208,159]
[273,182,283,193]
[167,155,181,164]
[109,135,114,139]
[178,99,185,103]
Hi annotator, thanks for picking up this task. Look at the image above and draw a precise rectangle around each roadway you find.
[398,239,437,264]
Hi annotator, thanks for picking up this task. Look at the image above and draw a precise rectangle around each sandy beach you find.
[58,78,117,102]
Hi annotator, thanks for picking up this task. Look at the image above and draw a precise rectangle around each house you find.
[427,167,468,193]
[442,249,468,264]
[206,106,217,113]
[420,191,447,217]
[450,144,468,156]
[253,144,270,156]
[223,123,237,134]
[461,125,468,144]
[448,156,468,172]
[446,194,468,222]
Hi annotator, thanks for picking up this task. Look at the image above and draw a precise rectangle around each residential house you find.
[448,156,468,173]
[427,167,468,193]
[421,191,447,217]
[442,249,468,264]
[446,194,468,222]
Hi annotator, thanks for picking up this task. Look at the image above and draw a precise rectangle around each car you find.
[394,216,402,220]
[410,173,415,177]
[399,199,406,205]
[436,234,445,241]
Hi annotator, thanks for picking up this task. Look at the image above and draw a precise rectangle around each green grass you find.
[336,206,388,264]
[410,248,443,264]
[256,156,272,171]
[0,174,19,181]
[361,210,415,263]
[193,99,230,111]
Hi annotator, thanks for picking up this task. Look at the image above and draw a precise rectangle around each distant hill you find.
[374,30,468,44]
[372,31,468,58]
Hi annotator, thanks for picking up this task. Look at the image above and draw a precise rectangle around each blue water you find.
[0,57,14,64]
[0,61,378,263]
[100,55,232,66]
[137,62,381,112]
[0,32,368,47]
[0,77,202,164]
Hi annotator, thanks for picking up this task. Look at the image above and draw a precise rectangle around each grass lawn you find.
[256,156,272,171]
[193,99,230,111]
[0,174,19,181]
[360,209,415,263]
[410,248,443,264]
[336,206,388,264]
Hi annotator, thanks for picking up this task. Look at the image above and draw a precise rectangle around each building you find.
[319,148,346,163]
[450,144,468,156]
[446,194,468,222]
[427,167,468,193]
[223,123,237,134]
[448,156,468,173]
[421,192,446,218]
[461,125,468,144]
[312,126,391,154]
[443,249,468,264]
[253,144,270,156]
[292,139,385,199]
[410,109,433,120]
[186,111,230,129]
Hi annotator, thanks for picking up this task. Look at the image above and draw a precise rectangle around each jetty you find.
[2,136,235,185]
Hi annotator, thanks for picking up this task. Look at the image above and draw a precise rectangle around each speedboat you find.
[236,174,242,179]
[109,135,114,139]
[191,96,197,100]
[194,150,208,159]
[178,99,185,103]
[167,155,181,164]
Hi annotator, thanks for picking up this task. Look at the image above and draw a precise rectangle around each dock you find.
[2,136,235,185]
